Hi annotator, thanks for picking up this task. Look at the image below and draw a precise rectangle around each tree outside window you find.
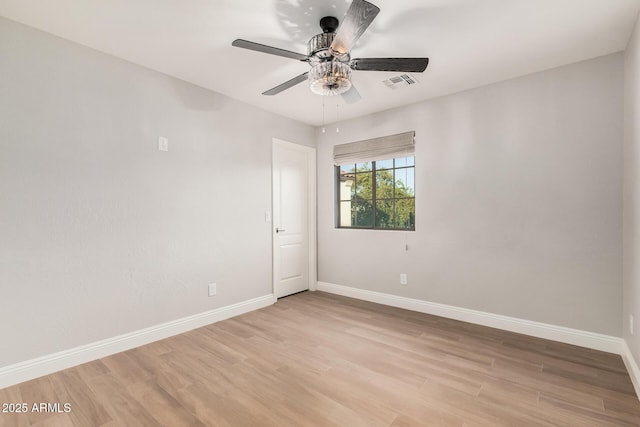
[338,156,415,230]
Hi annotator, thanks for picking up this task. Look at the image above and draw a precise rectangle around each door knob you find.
[276,228,286,233]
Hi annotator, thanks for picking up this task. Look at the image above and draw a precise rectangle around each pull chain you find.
[322,98,326,133]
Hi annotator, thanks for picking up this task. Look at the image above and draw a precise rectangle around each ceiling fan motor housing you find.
[308,16,350,66]
[320,16,339,33]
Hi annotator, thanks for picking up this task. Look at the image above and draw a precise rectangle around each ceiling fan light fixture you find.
[309,61,352,96]
[231,0,429,98]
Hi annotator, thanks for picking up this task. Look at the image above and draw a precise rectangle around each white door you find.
[272,140,315,298]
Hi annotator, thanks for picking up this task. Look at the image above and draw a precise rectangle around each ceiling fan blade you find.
[232,39,308,62]
[330,0,380,56]
[350,58,429,72]
[341,84,362,104]
[262,72,309,96]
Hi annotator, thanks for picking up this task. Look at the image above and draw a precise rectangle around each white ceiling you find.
[1,0,639,126]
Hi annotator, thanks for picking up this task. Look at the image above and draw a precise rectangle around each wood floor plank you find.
[390,413,463,427]
[29,413,74,427]
[97,352,153,388]
[603,395,640,425]
[126,380,206,427]
[538,393,636,427]
[85,373,158,427]
[1,291,639,426]
[47,370,112,427]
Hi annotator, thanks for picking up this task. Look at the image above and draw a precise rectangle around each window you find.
[337,156,415,230]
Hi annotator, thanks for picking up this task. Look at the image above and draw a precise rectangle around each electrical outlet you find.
[631,314,634,335]
[400,273,408,285]
[158,136,169,152]
[208,283,217,297]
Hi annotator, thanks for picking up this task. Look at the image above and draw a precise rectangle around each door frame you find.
[272,138,317,302]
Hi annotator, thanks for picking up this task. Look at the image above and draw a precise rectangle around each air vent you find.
[382,74,419,90]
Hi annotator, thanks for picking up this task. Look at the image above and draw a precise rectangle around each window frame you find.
[336,156,415,231]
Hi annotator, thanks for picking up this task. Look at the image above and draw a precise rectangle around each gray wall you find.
[318,54,623,336]
[0,18,314,368]
[624,13,640,362]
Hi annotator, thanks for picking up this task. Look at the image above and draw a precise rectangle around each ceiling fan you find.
[231,0,429,102]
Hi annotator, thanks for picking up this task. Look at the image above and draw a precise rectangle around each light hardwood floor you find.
[1,291,639,426]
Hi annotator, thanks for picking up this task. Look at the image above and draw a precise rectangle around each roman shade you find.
[332,131,415,165]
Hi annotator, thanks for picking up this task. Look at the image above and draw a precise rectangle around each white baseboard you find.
[0,294,273,389]
[317,282,623,354]
[622,340,640,398]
